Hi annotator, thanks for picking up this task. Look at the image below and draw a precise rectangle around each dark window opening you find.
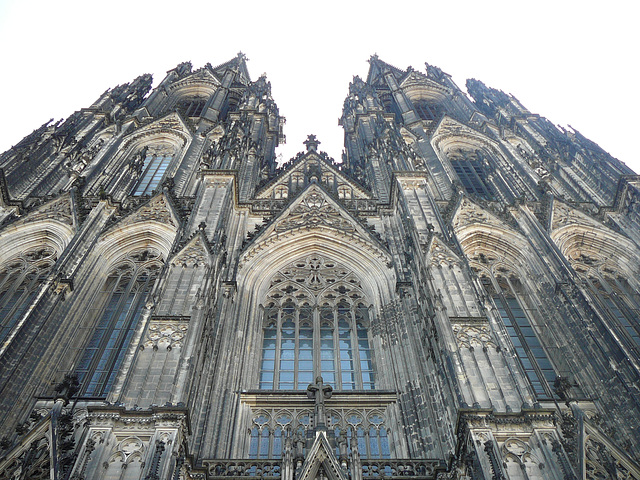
[413,100,443,121]
[449,149,494,199]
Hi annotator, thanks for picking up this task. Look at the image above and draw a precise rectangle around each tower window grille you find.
[259,255,375,391]
[586,275,640,348]
[0,247,56,344]
[75,249,162,397]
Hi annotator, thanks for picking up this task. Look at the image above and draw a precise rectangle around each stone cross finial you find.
[307,376,332,430]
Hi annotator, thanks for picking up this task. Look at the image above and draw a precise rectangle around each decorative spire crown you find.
[303,134,321,152]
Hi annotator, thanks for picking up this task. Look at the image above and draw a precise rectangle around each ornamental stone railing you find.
[203,460,282,479]
[361,460,443,479]
[202,459,444,480]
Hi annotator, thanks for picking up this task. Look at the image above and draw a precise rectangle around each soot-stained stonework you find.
[0,54,639,480]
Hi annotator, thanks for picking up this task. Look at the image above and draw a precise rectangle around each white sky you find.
[0,0,637,173]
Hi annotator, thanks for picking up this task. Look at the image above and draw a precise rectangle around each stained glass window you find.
[259,255,375,391]
[492,294,556,399]
[448,149,494,199]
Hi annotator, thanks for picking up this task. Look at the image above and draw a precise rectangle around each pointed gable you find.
[431,115,499,151]
[427,235,463,268]
[168,66,221,92]
[550,199,604,233]
[170,231,212,267]
[550,199,640,276]
[14,193,76,229]
[297,432,348,480]
[123,111,193,149]
[210,52,251,83]
[366,55,405,85]
[399,69,452,97]
[108,193,180,233]
[274,187,356,233]
[269,184,373,237]
[239,183,390,270]
[452,197,512,234]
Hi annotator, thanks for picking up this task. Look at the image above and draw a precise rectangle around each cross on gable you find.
[307,376,333,430]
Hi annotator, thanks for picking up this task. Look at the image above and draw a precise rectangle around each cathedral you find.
[0,53,639,480]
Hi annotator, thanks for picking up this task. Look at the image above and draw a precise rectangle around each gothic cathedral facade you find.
[0,54,639,480]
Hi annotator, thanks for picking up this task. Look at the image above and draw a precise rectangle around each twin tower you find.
[0,53,639,479]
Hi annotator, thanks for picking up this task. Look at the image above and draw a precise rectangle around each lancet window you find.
[587,275,640,347]
[75,249,162,397]
[132,145,175,196]
[259,255,375,391]
[248,407,390,459]
[482,275,557,399]
[177,97,206,118]
[448,148,494,199]
[413,100,443,121]
[0,247,57,344]
[569,253,640,349]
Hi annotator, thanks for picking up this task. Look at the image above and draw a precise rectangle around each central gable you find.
[246,183,384,251]
[238,183,395,307]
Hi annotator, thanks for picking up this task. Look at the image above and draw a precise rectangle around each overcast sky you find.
[0,0,637,173]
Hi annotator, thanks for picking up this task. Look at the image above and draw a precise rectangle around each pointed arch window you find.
[259,255,375,391]
[448,149,494,199]
[585,274,640,348]
[131,145,175,196]
[177,97,206,118]
[482,275,557,399]
[413,100,443,121]
[75,249,162,397]
[0,247,57,345]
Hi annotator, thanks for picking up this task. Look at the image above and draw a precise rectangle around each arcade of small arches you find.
[247,406,391,460]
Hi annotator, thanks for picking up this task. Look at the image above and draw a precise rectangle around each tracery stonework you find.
[275,192,356,233]
[143,320,188,350]
[0,55,639,480]
[266,254,365,302]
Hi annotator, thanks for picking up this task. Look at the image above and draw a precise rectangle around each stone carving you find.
[120,194,178,228]
[452,198,498,231]
[143,320,188,350]
[307,376,333,429]
[108,436,145,465]
[428,237,460,267]
[171,235,210,267]
[19,195,74,227]
[65,138,104,175]
[452,323,497,351]
[0,437,50,480]
[267,254,365,304]
[585,436,639,480]
[275,191,355,233]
